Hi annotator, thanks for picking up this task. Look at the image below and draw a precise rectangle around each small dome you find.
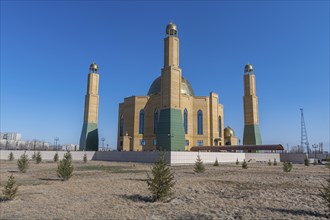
[148,76,195,96]
[224,126,235,138]
[90,63,98,72]
[244,64,253,73]
[166,22,178,36]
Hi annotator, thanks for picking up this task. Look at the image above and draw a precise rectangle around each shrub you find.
[17,153,29,173]
[147,153,175,202]
[268,159,272,166]
[320,177,330,212]
[53,152,59,162]
[236,158,239,165]
[213,158,219,167]
[31,152,36,161]
[83,153,87,163]
[242,160,248,169]
[8,152,14,161]
[273,158,277,166]
[304,155,310,166]
[283,162,293,172]
[35,151,42,164]
[2,174,18,201]
[57,151,74,181]
[194,154,205,173]
[313,159,317,166]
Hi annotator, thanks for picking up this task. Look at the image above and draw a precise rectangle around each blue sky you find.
[1,1,329,151]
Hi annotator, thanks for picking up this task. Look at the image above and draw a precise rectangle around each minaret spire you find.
[243,64,262,145]
[80,62,100,151]
[157,22,185,151]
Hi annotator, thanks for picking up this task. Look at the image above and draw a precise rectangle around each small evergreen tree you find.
[31,152,36,161]
[194,154,205,173]
[2,174,18,201]
[83,153,87,163]
[213,158,219,167]
[283,162,293,172]
[8,152,14,161]
[273,158,277,166]
[268,159,272,166]
[57,151,74,181]
[304,155,310,166]
[53,152,59,162]
[236,158,239,165]
[35,151,42,164]
[17,153,29,173]
[242,160,248,169]
[147,153,175,202]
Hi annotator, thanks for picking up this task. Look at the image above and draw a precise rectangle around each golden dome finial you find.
[244,63,253,73]
[166,22,178,36]
[90,62,98,73]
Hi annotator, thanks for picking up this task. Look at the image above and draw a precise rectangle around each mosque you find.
[79,22,263,152]
[116,22,262,152]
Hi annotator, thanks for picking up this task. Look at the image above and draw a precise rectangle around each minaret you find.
[243,64,262,145]
[156,22,185,151]
[79,63,99,151]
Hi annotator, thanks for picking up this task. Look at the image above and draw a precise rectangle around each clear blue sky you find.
[1,1,329,151]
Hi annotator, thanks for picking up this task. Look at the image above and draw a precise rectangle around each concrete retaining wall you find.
[0,150,95,161]
[308,153,329,160]
[171,152,245,165]
[92,151,166,163]
[1,150,314,165]
[245,153,280,162]
[280,153,307,163]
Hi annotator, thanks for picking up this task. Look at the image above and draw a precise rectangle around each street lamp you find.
[101,137,105,151]
[54,137,59,151]
[312,144,318,165]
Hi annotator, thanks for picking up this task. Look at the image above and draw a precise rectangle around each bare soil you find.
[0,160,329,220]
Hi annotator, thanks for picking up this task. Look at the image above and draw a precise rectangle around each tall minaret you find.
[156,22,185,151]
[80,63,99,151]
[243,64,262,145]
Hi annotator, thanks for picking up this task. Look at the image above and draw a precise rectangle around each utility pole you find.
[54,137,59,151]
[300,108,310,153]
[312,144,318,164]
[101,138,105,151]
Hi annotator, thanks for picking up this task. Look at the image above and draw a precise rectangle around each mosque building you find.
[116,23,240,151]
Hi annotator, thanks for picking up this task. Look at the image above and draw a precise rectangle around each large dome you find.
[147,76,195,96]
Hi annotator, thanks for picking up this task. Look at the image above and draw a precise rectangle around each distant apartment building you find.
[0,132,21,141]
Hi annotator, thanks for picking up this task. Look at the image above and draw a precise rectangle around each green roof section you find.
[243,124,262,145]
[80,122,99,151]
[156,108,185,151]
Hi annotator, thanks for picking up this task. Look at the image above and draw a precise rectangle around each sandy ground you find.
[0,159,329,220]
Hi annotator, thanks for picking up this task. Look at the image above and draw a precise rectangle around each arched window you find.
[184,109,188,134]
[197,110,203,135]
[219,116,222,138]
[139,109,145,134]
[120,114,124,137]
[154,109,159,134]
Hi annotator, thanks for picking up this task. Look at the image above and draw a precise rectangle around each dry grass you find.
[0,160,329,219]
